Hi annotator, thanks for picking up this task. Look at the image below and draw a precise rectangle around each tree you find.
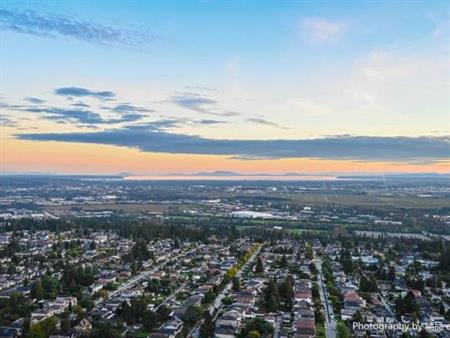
[340,250,354,274]
[29,316,58,338]
[352,310,363,323]
[395,291,420,317]
[248,331,261,338]
[239,318,273,338]
[7,262,17,275]
[157,305,171,321]
[263,278,279,312]
[42,275,60,299]
[200,312,215,338]
[277,276,295,310]
[222,296,234,306]
[232,277,241,292]
[279,255,288,268]
[309,262,318,275]
[61,312,71,332]
[388,266,396,280]
[336,322,351,338]
[359,275,378,292]
[183,305,203,325]
[31,280,44,300]
[202,290,216,304]
[305,243,313,259]
[142,310,159,331]
[439,245,450,272]
[90,321,121,338]
[122,297,147,324]
[255,257,264,274]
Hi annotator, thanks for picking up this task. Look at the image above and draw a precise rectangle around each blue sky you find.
[0,0,449,174]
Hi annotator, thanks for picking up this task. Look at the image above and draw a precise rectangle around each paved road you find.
[154,280,189,311]
[90,247,197,315]
[315,259,336,338]
[273,314,282,338]
[188,245,261,338]
[379,292,396,319]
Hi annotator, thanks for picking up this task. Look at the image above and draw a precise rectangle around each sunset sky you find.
[1,0,449,175]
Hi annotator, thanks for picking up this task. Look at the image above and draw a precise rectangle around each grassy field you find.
[288,192,450,209]
[286,228,328,234]
[44,191,449,216]
[47,203,170,212]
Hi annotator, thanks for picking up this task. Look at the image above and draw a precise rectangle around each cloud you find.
[138,119,181,130]
[196,119,227,125]
[170,93,239,117]
[246,117,287,129]
[15,127,450,162]
[24,96,45,104]
[302,17,346,42]
[0,115,17,127]
[71,102,90,108]
[24,106,144,125]
[54,87,115,99]
[106,103,153,113]
[0,8,159,48]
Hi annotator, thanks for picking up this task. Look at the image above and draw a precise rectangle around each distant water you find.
[124,175,337,181]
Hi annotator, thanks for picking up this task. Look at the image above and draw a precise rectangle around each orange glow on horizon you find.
[1,137,449,175]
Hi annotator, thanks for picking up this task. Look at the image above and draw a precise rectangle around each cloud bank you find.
[15,126,449,162]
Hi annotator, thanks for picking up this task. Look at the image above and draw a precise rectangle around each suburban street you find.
[189,245,261,338]
[90,247,197,315]
[315,259,337,338]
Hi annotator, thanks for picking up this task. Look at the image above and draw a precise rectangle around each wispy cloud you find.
[246,117,288,129]
[105,103,153,113]
[170,93,239,117]
[196,119,227,125]
[71,102,90,108]
[24,96,45,104]
[15,126,450,162]
[301,17,346,42]
[0,8,159,48]
[0,115,17,127]
[54,87,115,99]
[23,106,144,125]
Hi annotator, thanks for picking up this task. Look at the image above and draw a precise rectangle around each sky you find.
[0,0,449,175]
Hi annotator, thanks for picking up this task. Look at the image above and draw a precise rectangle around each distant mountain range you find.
[1,171,448,181]
[167,171,314,177]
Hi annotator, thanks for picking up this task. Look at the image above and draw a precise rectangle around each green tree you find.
[29,316,58,338]
[239,318,273,338]
[232,277,241,292]
[263,278,279,312]
[7,262,17,275]
[31,280,44,300]
[359,275,378,292]
[202,290,217,304]
[199,312,215,338]
[157,305,171,321]
[248,331,261,338]
[255,257,264,274]
[142,310,159,331]
[279,255,288,268]
[183,305,203,325]
[90,321,121,338]
[337,322,351,338]
[61,311,71,332]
